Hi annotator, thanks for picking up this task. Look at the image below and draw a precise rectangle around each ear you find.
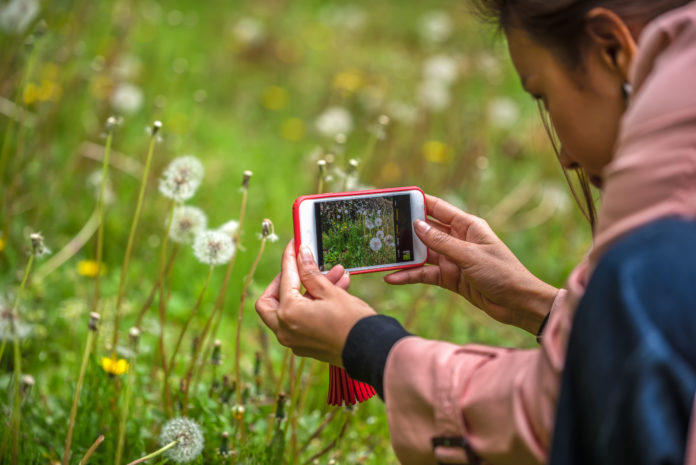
[585,7,637,81]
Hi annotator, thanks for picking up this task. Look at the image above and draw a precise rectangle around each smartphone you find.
[293,186,428,274]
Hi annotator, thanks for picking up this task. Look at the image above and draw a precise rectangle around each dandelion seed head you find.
[385,234,395,247]
[160,417,205,463]
[261,219,278,242]
[193,230,235,266]
[375,217,383,227]
[419,10,453,44]
[242,170,253,189]
[376,230,385,239]
[364,218,375,230]
[218,220,240,239]
[159,156,204,202]
[29,232,50,257]
[111,82,144,115]
[369,237,382,252]
[129,326,141,345]
[378,114,390,126]
[105,115,122,133]
[170,206,207,244]
[0,0,40,35]
[316,106,353,138]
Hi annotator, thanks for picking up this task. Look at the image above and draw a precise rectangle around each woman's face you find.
[506,27,629,189]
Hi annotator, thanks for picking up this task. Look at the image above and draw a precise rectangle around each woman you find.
[256,1,696,463]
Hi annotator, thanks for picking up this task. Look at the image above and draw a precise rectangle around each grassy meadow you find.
[0,0,593,463]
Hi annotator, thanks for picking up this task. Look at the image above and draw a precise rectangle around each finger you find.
[297,244,335,299]
[384,265,442,286]
[325,264,346,284]
[414,219,475,267]
[255,274,281,332]
[304,265,349,297]
[336,271,350,291]
[426,218,451,235]
[425,194,481,226]
[279,240,302,300]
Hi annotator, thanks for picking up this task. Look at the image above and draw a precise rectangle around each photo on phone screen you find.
[314,194,414,271]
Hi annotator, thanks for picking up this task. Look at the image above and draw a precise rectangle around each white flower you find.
[487,97,520,129]
[159,156,204,202]
[337,214,341,219]
[316,107,353,138]
[385,235,395,247]
[233,17,264,44]
[364,218,375,230]
[423,55,459,85]
[386,100,419,125]
[0,0,39,35]
[418,10,453,44]
[376,230,385,239]
[369,237,382,252]
[111,82,144,115]
[193,231,235,266]
[159,417,204,463]
[374,217,383,227]
[217,220,239,238]
[418,81,451,112]
[170,206,207,244]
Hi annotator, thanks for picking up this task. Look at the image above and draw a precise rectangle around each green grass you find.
[0,0,593,463]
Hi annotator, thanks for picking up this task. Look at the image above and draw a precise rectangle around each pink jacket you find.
[383,3,696,464]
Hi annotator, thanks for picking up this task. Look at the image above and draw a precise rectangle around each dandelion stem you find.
[190,177,249,394]
[93,128,113,315]
[165,264,214,392]
[34,208,100,281]
[235,237,267,406]
[110,126,159,356]
[158,201,176,416]
[285,357,307,460]
[79,434,105,465]
[301,411,351,465]
[115,341,138,465]
[0,39,40,237]
[134,245,179,328]
[62,329,95,465]
[0,251,35,465]
[125,440,178,465]
[266,348,291,443]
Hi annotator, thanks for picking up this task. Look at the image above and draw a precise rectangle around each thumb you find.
[414,219,474,266]
[297,244,336,299]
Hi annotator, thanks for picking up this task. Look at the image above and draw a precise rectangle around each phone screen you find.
[314,194,414,270]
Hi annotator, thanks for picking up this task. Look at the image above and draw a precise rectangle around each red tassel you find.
[327,365,376,406]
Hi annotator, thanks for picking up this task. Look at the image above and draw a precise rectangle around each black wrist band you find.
[536,311,551,344]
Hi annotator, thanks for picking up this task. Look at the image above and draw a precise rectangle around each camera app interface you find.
[315,194,414,270]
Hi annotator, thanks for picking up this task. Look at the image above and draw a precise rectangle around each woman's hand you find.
[385,194,558,334]
[255,241,376,366]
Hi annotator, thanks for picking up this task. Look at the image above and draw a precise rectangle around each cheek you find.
[549,94,621,175]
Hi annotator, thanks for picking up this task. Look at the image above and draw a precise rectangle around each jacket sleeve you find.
[382,289,571,465]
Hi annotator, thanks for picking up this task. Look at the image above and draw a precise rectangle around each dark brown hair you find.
[470,0,690,230]
[470,0,690,65]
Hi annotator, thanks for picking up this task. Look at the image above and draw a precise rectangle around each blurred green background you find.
[0,0,592,463]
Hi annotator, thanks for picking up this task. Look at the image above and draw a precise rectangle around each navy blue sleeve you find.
[342,314,411,399]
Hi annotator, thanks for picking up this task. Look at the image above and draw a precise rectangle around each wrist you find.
[518,281,559,334]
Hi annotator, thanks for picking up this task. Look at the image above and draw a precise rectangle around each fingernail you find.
[299,244,314,263]
[344,270,350,278]
[414,219,430,234]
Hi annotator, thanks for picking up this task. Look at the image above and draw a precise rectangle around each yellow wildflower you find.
[333,70,363,94]
[263,86,288,110]
[422,140,453,164]
[101,357,129,376]
[281,118,305,142]
[77,260,106,278]
[0,236,4,252]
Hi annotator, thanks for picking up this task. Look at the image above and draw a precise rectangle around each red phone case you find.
[292,186,428,275]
